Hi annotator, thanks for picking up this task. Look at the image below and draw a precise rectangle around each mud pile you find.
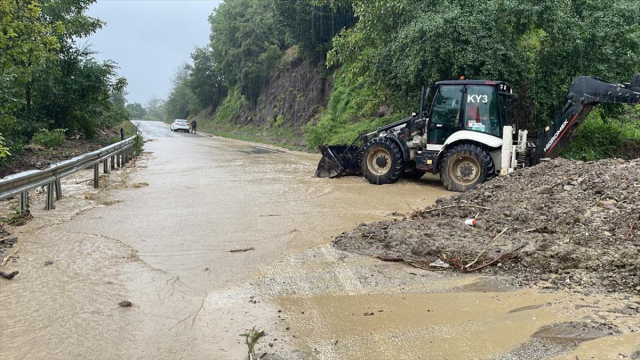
[334,158,640,293]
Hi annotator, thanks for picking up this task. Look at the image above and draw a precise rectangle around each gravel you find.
[333,158,640,293]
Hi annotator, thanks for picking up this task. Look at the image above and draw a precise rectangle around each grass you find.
[194,86,306,150]
[561,107,640,160]
[239,327,264,360]
[304,69,400,149]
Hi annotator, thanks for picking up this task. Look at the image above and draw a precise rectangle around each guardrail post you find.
[116,152,121,168]
[124,149,129,164]
[54,179,62,200]
[46,183,55,210]
[20,191,29,213]
[111,155,115,170]
[93,163,99,188]
[104,159,109,173]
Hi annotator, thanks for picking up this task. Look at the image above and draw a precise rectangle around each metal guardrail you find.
[0,132,140,211]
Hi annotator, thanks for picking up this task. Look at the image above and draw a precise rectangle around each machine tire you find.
[440,144,495,192]
[401,161,427,180]
[361,137,404,185]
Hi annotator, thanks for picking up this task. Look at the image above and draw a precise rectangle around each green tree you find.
[188,46,226,109]
[209,0,286,103]
[164,64,199,120]
[273,0,355,62]
[0,0,59,136]
[322,0,640,129]
[144,97,165,121]
[126,103,147,119]
[29,47,128,138]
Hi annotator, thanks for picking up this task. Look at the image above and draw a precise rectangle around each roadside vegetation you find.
[160,0,639,160]
[1,0,132,173]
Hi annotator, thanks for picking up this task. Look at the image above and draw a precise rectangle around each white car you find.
[171,119,190,133]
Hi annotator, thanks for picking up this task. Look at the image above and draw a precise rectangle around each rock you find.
[540,275,550,281]
[429,259,451,269]
[118,301,132,307]
[538,186,553,194]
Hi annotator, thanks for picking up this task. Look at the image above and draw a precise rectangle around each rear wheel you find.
[440,144,495,192]
[361,137,404,185]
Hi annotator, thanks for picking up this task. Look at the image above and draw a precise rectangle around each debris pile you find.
[333,158,640,293]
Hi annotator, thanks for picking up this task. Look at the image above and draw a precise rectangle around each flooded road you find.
[1,121,638,359]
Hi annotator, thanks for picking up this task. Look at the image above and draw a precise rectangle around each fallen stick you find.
[625,223,634,240]
[464,243,527,273]
[421,204,491,214]
[0,271,19,280]
[372,255,405,262]
[229,247,254,253]
[1,245,19,267]
[465,227,510,269]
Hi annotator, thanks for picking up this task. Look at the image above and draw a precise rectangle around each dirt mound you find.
[333,158,640,293]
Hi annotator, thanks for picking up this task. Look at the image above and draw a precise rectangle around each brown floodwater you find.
[0,121,637,360]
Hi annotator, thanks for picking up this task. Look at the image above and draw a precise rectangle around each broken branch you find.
[1,245,20,267]
[464,243,527,273]
[421,204,491,214]
[0,271,19,280]
[229,247,254,253]
[465,227,510,269]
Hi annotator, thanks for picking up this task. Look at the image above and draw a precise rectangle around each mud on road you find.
[334,158,640,295]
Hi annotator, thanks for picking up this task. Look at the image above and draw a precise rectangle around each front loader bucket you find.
[315,145,362,178]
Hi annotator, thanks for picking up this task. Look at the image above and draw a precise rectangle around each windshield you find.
[463,85,501,137]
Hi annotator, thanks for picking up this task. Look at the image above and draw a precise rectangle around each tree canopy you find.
[323,0,640,128]
[1,0,130,158]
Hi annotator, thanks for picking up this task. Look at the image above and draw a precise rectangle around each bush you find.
[0,133,10,158]
[304,71,396,149]
[213,87,244,125]
[562,109,640,161]
[31,128,67,149]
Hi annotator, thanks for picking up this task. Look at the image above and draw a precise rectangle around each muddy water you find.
[257,245,640,360]
[0,121,449,359]
[1,121,637,360]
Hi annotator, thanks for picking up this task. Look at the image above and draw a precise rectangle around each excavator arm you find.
[539,74,640,158]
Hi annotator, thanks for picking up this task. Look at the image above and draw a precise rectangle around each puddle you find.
[239,146,285,155]
[531,322,612,345]
[274,290,565,359]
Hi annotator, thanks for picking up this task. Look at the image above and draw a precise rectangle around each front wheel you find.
[361,137,404,185]
[440,144,495,192]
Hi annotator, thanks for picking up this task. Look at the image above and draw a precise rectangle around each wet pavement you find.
[0,121,638,360]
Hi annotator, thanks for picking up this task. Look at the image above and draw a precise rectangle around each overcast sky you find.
[85,0,223,105]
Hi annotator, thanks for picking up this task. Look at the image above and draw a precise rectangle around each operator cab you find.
[425,80,514,145]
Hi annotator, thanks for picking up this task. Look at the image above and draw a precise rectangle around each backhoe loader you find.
[316,74,640,191]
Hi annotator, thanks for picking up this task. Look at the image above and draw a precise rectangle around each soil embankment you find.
[335,158,640,294]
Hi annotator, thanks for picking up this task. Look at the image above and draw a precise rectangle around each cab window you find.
[430,85,463,125]
[464,85,501,137]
